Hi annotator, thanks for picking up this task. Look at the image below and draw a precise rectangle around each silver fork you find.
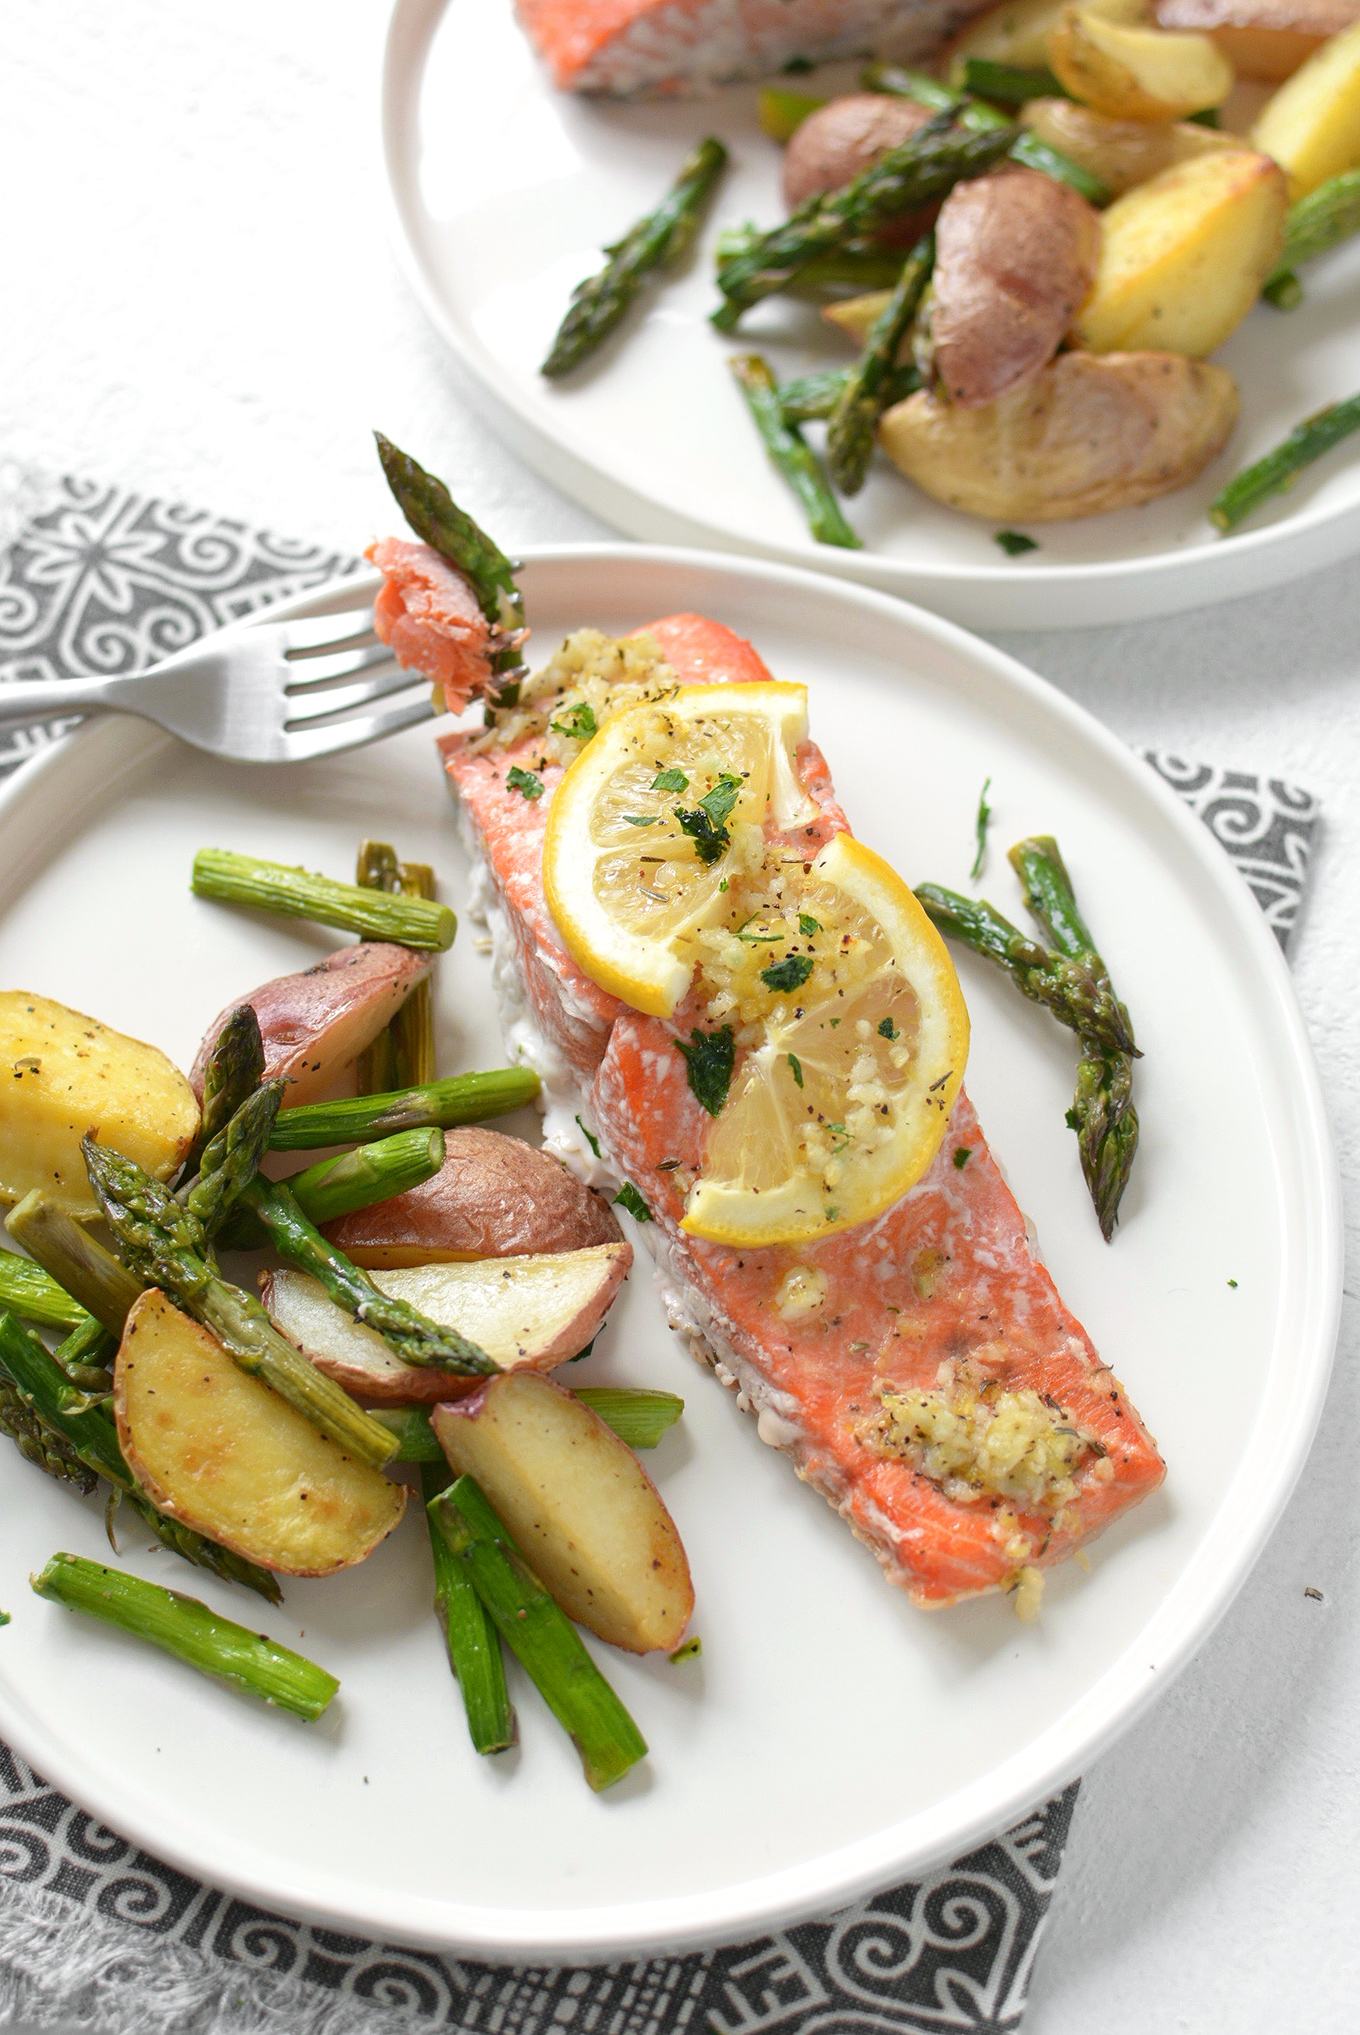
[0,576,437,763]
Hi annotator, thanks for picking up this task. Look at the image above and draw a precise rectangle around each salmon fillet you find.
[514,0,994,96]
[365,538,497,715]
[439,614,1165,1610]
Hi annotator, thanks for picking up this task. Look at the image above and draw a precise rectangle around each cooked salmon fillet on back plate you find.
[433,609,1164,1614]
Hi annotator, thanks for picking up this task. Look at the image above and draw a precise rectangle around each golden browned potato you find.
[878,350,1239,519]
[320,1125,623,1267]
[780,94,935,209]
[0,991,198,1219]
[1022,95,1240,190]
[930,170,1101,406]
[1157,0,1358,81]
[431,1372,693,1654]
[1075,146,1286,351]
[1251,15,1360,190]
[822,290,894,345]
[115,1290,405,1576]
[942,0,1144,77]
[1048,5,1237,118]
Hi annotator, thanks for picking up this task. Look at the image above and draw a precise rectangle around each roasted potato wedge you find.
[930,170,1100,406]
[431,1372,694,1654]
[943,0,1144,78]
[822,290,894,345]
[1157,0,1357,81]
[878,349,1239,518]
[1022,95,1240,190]
[0,991,197,1219]
[1048,5,1237,118]
[115,1289,405,1576]
[1075,146,1286,351]
[192,942,431,1109]
[263,1244,632,1403]
[1251,16,1360,191]
[321,1125,623,1267]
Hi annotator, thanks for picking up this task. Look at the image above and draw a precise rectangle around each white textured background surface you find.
[1,2,1356,2029]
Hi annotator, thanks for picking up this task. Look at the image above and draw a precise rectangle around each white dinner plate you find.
[0,547,1340,1960]
[382,0,1360,630]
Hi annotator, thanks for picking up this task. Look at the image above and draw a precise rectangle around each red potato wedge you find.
[431,1372,694,1655]
[930,170,1101,408]
[191,942,432,1108]
[1157,0,1358,81]
[782,93,935,208]
[262,1244,631,1403]
[115,1289,405,1576]
[321,1126,624,1267]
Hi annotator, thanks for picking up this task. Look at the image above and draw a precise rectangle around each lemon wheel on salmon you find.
[543,685,969,1247]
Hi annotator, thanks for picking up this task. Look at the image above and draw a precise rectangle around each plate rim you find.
[378,0,1360,632]
[0,539,1341,1960]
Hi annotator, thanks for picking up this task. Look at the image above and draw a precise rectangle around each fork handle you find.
[0,677,125,737]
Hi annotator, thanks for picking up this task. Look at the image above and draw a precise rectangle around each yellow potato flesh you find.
[0,991,198,1219]
[116,1289,405,1577]
[822,292,893,346]
[1022,96,1240,192]
[1075,146,1286,353]
[944,0,1143,76]
[1251,18,1360,193]
[1048,7,1238,119]
[431,1371,693,1654]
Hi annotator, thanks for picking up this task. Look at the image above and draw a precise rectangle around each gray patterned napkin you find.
[0,474,1322,2035]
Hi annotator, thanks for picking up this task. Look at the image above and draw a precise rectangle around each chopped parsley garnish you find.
[506,765,543,801]
[622,814,658,827]
[995,529,1038,556]
[669,1635,702,1663]
[718,877,728,892]
[761,953,814,993]
[652,767,689,792]
[787,1052,803,1088]
[953,1145,971,1169]
[1228,1277,1238,1289]
[825,1122,850,1152]
[735,916,780,944]
[676,1025,735,1117]
[614,1182,652,1222]
[675,773,742,865]
[970,775,992,880]
[878,1015,898,1040]
[550,700,597,740]
[798,914,820,937]
[575,1115,601,1159]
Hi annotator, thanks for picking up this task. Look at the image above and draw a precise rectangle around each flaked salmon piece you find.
[365,537,498,715]
[514,0,992,97]
[441,612,1165,1609]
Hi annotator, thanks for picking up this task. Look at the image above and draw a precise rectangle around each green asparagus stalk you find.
[241,1177,495,1375]
[1008,836,1138,1241]
[185,1079,286,1238]
[778,362,920,424]
[712,114,1016,329]
[82,1141,398,1469]
[6,1192,145,1336]
[268,1066,540,1151]
[31,1555,334,1718]
[191,849,456,952]
[0,1363,97,1492]
[959,57,1067,104]
[0,1248,93,1330]
[421,1462,515,1755]
[391,863,438,1087]
[375,1386,685,1463]
[429,1477,647,1791]
[52,1315,117,1393]
[860,63,1108,205]
[913,884,1138,1054]
[1264,168,1360,307]
[1209,392,1360,532]
[827,232,934,495]
[757,86,827,142]
[717,226,909,296]
[374,433,526,648]
[285,1129,446,1228]
[730,354,862,549]
[543,137,728,375]
[355,841,402,1095]
[189,1004,266,1172]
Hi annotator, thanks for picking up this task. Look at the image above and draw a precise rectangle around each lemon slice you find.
[543,682,816,1017]
[681,831,969,1247]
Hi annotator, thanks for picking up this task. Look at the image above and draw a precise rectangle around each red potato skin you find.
[321,1125,626,1267]
[1155,0,1359,79]
[929,170,1102,408]
[782,93,941,245]
[191,943,431,1107]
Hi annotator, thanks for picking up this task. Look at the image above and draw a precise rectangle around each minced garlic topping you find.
[858,1358,1102,1511]
[474,628,678,768]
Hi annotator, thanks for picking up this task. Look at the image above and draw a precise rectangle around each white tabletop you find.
[2,2,1357,2029]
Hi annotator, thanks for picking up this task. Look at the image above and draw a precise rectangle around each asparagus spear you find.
[827,233,934,495]
[421,1462,515,1755]
[1008,836,1138,1241]
[757,86,827,142]
[354,840,402,1095]
[429,1477,647,1791]
[192,849,456,952]
[913,884,1138,1053]
[285,1129,446,1227]
[31,1555,334,1719]
[959,57,1067,104]
[543,137,728,375]
[267,1067,539,1151]
[0,1248,92,1330]
[730,355,862,549]
[6,1192,145,1336]
[1264,168,1360,308]
[861,63,1108,205]
[51,1314,118,1392]
[185,1079,286,1238]
[241,1177,496,1376]
[0,1312,279,1600]
[374,433,526,648]
[712,115,1016,329]
[717,226,909,295]
[374,1386,685,1462]
[1209,392,1360,532]
[81,1141,398,1469]
[391,863,438,1087]
[777,362,921,423]
[0,1365,97,1492]
[188,1004,266,1172]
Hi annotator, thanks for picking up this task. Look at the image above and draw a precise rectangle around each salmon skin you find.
[514,0,994,97]
[439,614,1165,1611]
